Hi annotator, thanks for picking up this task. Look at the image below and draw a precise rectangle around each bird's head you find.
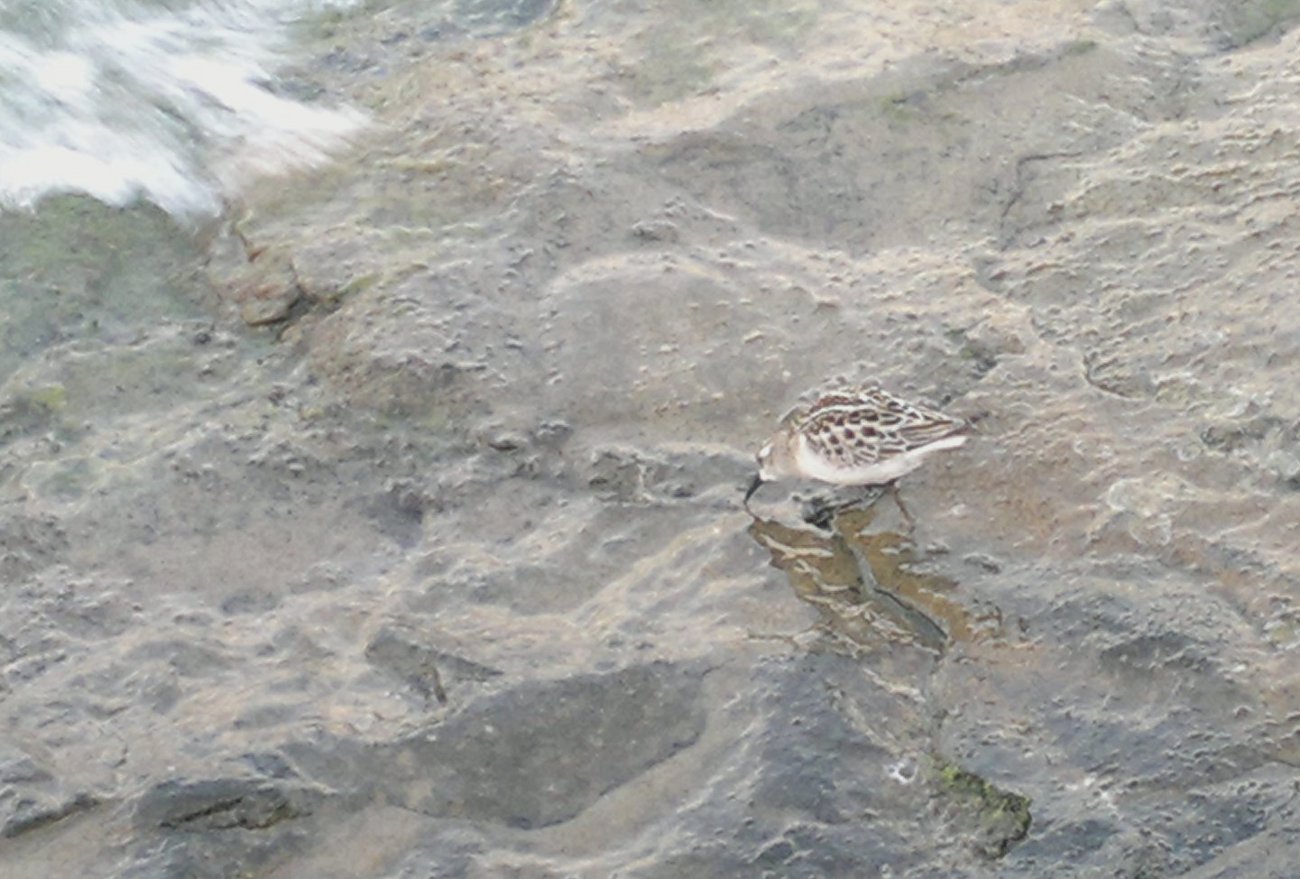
[744,429,798,509]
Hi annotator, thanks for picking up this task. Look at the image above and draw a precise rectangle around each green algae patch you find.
[334,273,379,301]
[0,195,215,385]
[25,384,68,412]
[1062,38,1098,57]
[0,384,70,445]
[932,757,1032,859]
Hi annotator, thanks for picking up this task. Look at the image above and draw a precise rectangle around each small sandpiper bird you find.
[744,384,969,520]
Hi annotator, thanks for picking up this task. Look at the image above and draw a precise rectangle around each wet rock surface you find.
[5,0,1300,876]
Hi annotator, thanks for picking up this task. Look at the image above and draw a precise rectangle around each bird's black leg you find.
[886,481,916,531]
[743,474,764,512]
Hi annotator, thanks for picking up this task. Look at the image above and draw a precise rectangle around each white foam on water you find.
[0,0,367,217]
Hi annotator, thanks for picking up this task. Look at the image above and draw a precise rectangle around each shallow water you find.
[4,0,1300,876]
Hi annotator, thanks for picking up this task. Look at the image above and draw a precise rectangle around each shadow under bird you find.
[744,385,969,516]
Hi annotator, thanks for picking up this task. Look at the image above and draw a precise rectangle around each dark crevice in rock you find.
[2,792,100,839]
[135,779,319,833]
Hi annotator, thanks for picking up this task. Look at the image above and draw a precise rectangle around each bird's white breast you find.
[793,433,967,485]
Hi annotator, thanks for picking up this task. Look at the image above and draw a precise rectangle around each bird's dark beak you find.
[743,473,764,510]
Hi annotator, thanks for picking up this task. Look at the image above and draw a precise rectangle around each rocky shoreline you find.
[4,0,1300,875]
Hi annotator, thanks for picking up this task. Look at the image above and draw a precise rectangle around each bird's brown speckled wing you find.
[853,387,965,445]
[799,400,890,466]
[799,385,965,463]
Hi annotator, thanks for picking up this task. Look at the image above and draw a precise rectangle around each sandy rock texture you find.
[4,0,1300,876]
